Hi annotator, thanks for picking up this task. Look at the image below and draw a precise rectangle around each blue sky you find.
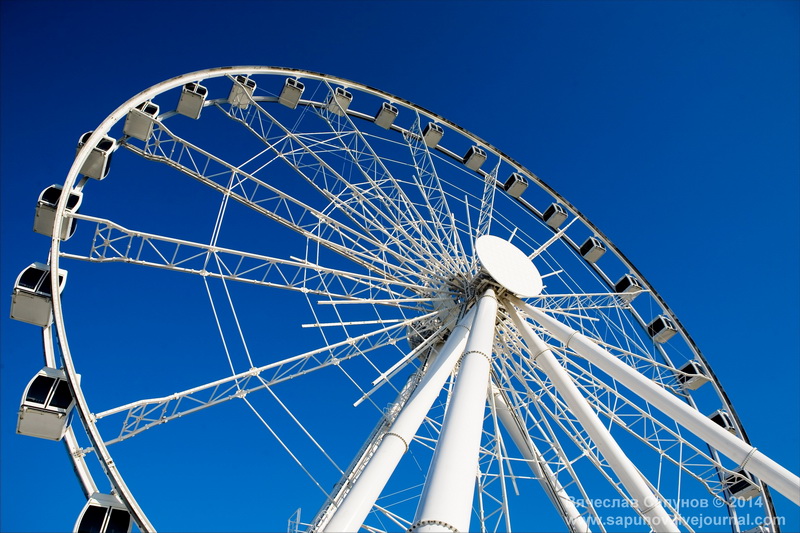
[1,1,798,532]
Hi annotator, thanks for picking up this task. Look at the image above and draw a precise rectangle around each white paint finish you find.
[517,298,800,507]
[412,290,498,533]
[476,235,542,297]
[505,300,680,533]
[322,307,477,533]
[490,384,590,533]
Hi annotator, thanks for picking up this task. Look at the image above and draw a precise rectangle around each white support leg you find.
[411,290,499,533]
[490,383,590,533]
[505,300,680,533]
[322,306,477,533]
[515,297,800,506]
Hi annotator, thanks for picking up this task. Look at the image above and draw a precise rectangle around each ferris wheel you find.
[11,67,799,533]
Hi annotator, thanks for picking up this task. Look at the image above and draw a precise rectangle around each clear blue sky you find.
[1,1,798,532]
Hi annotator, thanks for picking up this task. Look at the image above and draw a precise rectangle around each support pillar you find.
[515,297,800,506]
[505,299,680,533]
[490,384,590,533]
[410,289,498,533]
[322,306,477,533]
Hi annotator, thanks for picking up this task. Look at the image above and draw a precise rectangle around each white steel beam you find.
[516,297,800,507]
[322,306,477,533]
[505,299,680,533]
[410,289,498,533]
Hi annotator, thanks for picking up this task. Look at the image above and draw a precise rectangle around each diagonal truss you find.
[63,213,438,304]
[219,89,451,281]
[90,309,446,447]
[122,123,434,287]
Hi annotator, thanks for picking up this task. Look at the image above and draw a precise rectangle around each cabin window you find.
[50,380,73,409]
[77,505,107,533]
[38,279,54,297]
[42,187,61,205]
[97,139,114,151]
[18,268,44,291]
[66,192,81,210]
[106,509,131,533]
[26,376,55,404]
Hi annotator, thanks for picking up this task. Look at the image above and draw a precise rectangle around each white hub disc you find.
[475,235,543,297]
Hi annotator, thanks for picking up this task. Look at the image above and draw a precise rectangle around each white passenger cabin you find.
[77,132,115,180]
[647,314,678,344]
[279,78,304,109]
[579,237,606,263]
[123,101,159,141]
[543,203,567,229]
[676,360,710,390]
[177,82,208,119]
[327,87,352,116]
[34,185,82,241]
[374,102,398,129]
[74,492,132,533]
[504,173,528,198]
[228,75,256,109]
[422,122,443,148]
[723,470,761,501]
[709,409,736,433]
[10,263,67,327]
[614,274,643,301]
[17,367,76,441]
[463,146,487,171]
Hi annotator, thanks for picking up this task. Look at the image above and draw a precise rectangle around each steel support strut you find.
[515,297,800,507]
[505,299,680,533]
[321,306,477,533]
[410,289,499,533]
[490,384,590,533]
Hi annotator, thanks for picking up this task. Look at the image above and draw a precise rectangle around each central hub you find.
[475,235,543,297]
[407,236,541,350]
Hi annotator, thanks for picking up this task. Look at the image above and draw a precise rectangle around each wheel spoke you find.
[91,308,446,446]
[63,213,421,302]
[401,114,470,275]
[124,123,429,284]
[220,89,447,274]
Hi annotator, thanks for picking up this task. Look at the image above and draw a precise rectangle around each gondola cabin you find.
[327,87,353,116]
[177,82,208,119]
[374,102,398,129]
[77,132,115,180]
[34,185,83,241]
[504,173,528,199]
[228,75,256,109]
[123,101,159,141]
[709,409,736,433]
[723,470,761,501]
[579,237,606,263]
[10,263,67,327]
[614,274,643,301]
[543,203,567,229]
[74,493,132,533]
[279,78,304,109]
[17,367,75,441]
[676,360,710,390]
[647,314,678,344]
[422,122,444,148]
[463,146,487,171]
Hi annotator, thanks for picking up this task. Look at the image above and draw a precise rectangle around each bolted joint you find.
[407,519,459,533]
[382,431,409,454]
[459,349,492,366]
